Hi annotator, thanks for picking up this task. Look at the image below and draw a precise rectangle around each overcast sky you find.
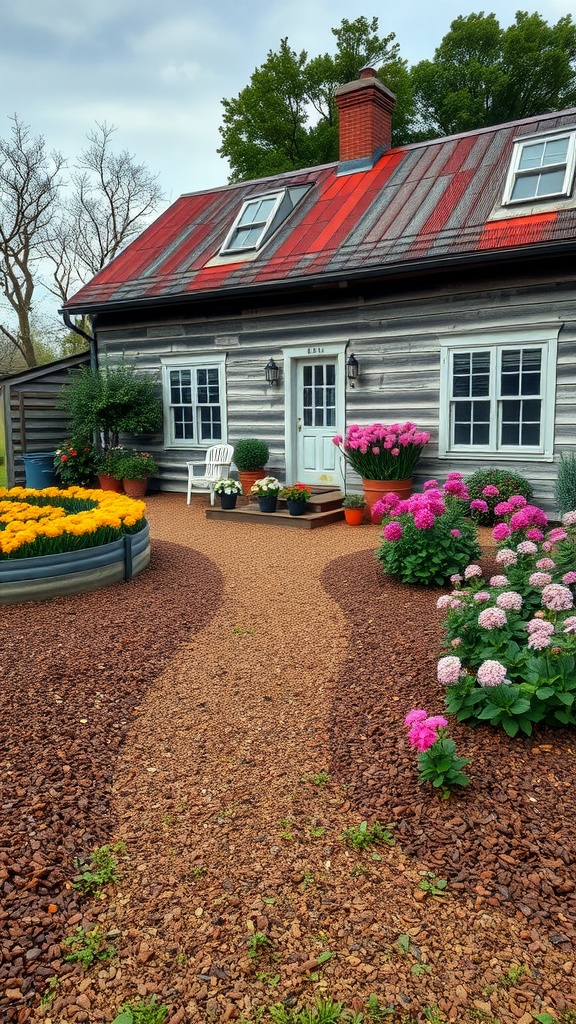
[2,0,573,205]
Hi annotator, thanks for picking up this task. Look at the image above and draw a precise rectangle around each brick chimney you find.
[334,66,396,172]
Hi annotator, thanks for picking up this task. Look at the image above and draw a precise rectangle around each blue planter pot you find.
[286,499,307,516]
[22,452,58,488]
[258,496,277,513]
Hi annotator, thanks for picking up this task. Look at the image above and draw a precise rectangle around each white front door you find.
[294,359,340,486]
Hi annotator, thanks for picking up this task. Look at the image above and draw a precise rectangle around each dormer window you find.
[503,130,576,205]
[219,184,311,256]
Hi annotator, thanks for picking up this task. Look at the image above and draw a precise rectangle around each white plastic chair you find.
[186,444,234,505]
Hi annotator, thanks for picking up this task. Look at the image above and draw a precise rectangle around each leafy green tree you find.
[218,17,412,182]
[410,11,576,138]
[58,362,163,449]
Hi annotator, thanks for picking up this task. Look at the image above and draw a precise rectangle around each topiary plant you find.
[233,439,269,471]
[555,451,576,516]
[465,468,533,526]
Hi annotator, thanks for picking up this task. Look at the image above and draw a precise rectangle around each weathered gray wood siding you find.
[1,354,90,486]
[95,267,576,515]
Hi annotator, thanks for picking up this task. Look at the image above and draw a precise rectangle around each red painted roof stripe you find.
[477,212,558,250]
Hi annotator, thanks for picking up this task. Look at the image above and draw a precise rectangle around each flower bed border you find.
[0,521,150,604]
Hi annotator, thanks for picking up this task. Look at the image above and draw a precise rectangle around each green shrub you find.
[555,451,576,516]
[58,362,162,450]
[233,438,269,470]
[465,468,533,526]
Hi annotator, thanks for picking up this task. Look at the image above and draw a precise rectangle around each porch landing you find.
[205,487,345,529]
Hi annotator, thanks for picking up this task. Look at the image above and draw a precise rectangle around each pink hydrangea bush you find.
[437,501,576,734]
[375,474,481,586]
[404,708,470,795]
[332,422,430,481]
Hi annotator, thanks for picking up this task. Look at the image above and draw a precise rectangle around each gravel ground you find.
[1,493,575,1024]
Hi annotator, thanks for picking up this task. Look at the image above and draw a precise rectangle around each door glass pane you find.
[314,365,324,386]
[303,366,312,386]
[326,364,336,386]
[314,408,324,427]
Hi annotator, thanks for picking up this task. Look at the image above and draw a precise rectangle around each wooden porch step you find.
[205,488,345,529]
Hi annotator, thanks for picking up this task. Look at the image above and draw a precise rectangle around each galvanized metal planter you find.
[0,522,150,605]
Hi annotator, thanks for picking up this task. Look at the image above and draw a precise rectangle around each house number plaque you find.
[306,346,325,354]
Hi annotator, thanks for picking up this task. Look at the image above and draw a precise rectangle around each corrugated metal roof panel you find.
[64,108,576,311]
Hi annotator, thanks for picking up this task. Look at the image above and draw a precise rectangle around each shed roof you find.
[64,108,576,314]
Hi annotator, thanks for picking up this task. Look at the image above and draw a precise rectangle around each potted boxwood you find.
[251,475,281,513]
[233,439,269,499]
[342,493,366,525]
[214,478,243,510]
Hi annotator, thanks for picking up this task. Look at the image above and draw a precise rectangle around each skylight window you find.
[503,131,576,205]
[220,185,310,256]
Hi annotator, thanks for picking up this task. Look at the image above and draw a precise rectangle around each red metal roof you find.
[65,109,576,312]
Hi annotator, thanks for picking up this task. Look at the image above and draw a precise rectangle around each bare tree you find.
[0,116,63,367]
[46,122,164,303]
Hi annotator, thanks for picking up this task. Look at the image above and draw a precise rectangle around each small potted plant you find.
[117,450,158,497]
[214,478,243,510]
[233,439,269,498]
[251,475,281,513]
[96,446,127,491]
[279,482,311,516]
[342,492,366,525]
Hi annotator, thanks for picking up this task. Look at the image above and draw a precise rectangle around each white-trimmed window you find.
[439,329,558,459]
[161,355,227,448]
[503,131,576,205]
[220,184,311,255]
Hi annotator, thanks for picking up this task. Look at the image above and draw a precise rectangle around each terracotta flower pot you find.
[97,473,123,492]
[123,478,148,497]
[237,469,266,502]
[344,507,365,525]
[361,477,413,512]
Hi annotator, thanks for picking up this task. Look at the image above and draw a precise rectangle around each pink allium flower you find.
[450,598,463,608]
[450,573,462,584]
[450,529,462,537]
[423,479,439,490]
[562,511,576,527]
[413,508,435,529]
[371,447,380,455]
[547,527,568,543]
[496,548,517,566]
[443,479,469,499]
[478,607,508,629]
[447,471,463,480]
[494,501,513,516]
[535,558,556,570]
[496,591,523,611]
[383,521,403,541]
[528,632,552,649]
[477,660,508,687]
[437,655,462,684]
[482,485,500,497]
[470,498,489,513]
[391,447,400,457]
[332,434,343,446]
[529,572,554,588]
[563,616,576,633]
[474,591,491,602]
[508,495,528,509]
[404,708,428,726]
[464,564,482,579]
[489,575,509,587]
[451,637,462,646]
[542,584,574,611]
[526,618,555,635]
[563,572,576,585]
[542,541,553,551]
[493,523,511,541]
[517,540,538,554]
[526,529,544,541]
[436,594,452,609]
